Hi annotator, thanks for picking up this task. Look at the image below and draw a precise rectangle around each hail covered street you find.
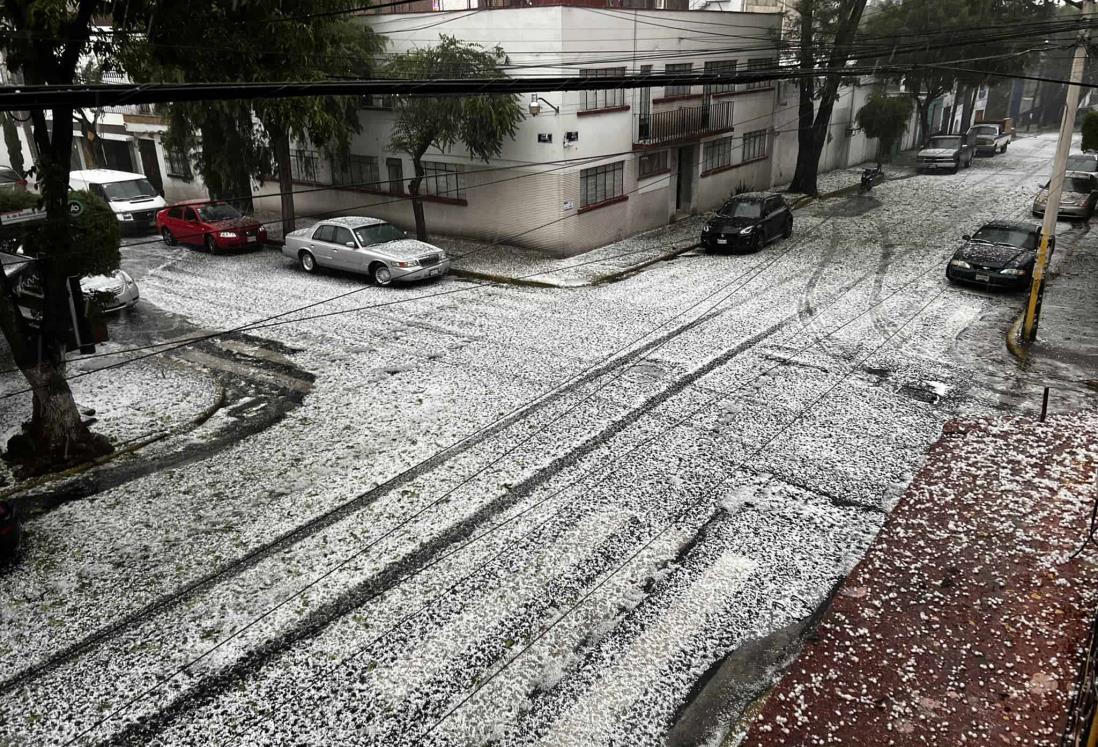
[0,133,1081,745]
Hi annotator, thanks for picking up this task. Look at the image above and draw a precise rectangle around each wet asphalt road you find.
[0,133,1094,746]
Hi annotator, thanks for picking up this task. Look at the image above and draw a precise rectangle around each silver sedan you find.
[282,217,450,285]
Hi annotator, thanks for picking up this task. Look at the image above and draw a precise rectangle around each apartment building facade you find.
[255,3,783,256]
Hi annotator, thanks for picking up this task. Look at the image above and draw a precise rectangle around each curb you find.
[1006,308,1029,363]
[0,384,227,501]
[447,268,558,288]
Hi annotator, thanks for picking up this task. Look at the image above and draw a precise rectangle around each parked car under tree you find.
[917,134,975,173]
[282,217,450,285]
[156,200,267,253]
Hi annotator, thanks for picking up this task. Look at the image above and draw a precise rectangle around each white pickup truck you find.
[967,123,1011,155]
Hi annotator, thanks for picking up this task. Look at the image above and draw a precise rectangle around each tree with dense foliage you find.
[856,93,914,166]
[119,1,382,228]
[0,0,129,472]
[789,0,870,195]
[386,36,525,241]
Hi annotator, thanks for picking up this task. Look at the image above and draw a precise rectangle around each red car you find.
[155,200,267,253]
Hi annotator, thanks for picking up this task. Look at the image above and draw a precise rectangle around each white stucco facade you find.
[258,5,783,256]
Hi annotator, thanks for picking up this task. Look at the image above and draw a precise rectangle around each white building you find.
[256,3,783,257]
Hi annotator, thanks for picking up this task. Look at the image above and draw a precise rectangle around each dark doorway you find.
[101,139,134,172]
[138,140,164,195]
[676,145,695,212]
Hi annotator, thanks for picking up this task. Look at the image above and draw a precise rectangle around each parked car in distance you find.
[0,166,27,192]
[701,192,793,253]
[917,134,975,173]
[946,220,1046,290]
[156,200,267,253]
[1066,152,1098,173]
[1032,171,1098,220]
[69,169,165,232]
[985,117,1015,141]
[282,217,450,285]
[81,270,139,312]
[967,123,1010,155]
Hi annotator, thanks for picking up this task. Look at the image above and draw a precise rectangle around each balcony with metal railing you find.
[635,100,734,147]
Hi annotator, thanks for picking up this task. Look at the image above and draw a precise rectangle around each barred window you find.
[743,130,768,161]
[331,154,380,189]
[422,161,466,199]
[705,60,737,95]
[746,58,774,91]
[702,136,734,173]
[580,161,624,208]
[581,68,626,111]
[291,149,320,184]
[637,150,669,180]
[166,146,191,179]
[664,63,693,98]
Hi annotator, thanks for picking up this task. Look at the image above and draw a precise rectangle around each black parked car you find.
[701,192,793,252]
[946,220,1049,290]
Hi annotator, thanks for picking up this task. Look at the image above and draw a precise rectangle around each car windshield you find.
[1041,177,1093,193]
[971,125,997,135]
[1067,155,1098,171]
[971,226,1037,250]
[929,137,962,149]
[354,223,406,246]
[197,203,242,222]
[101,178,157,201]
[720,200,762,219]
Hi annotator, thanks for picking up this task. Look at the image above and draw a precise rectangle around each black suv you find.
[946,220,1049,290]
[701,192,793,252]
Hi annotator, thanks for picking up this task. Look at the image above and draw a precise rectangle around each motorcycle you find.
[860,166,885,194]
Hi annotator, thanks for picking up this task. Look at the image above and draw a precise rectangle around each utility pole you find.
[1024,0,1094,341]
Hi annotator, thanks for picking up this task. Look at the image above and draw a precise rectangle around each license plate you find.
[430,268,440,276]
[716,238,727,245]
[975,273,990,282]
[246,235,257,243]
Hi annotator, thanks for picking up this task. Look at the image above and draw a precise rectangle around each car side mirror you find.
[961,234,971,241]
[345,241,356,248]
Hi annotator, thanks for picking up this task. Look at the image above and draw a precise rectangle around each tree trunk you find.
[960,84,977,133]
[409,152,428,242]
[915,95,931,147]
[2,113,25,175]
[788,0,869,195]
[271,126,295,237]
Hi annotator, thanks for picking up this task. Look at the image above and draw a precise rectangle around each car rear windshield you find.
[720,200,762,219]
[929,136,962,149]
[1066,155,1098,171]
[972,226,1037,250]
[354,223,406,246]
[101,178,157,201]
[971,125,998,134]
[197,203,242,222]
[1041,177,1094,193]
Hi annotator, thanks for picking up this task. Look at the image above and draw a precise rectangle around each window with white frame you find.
[637,150,669,180]
[581,68,626,111]
[166,146,191,179]
[580,161,624,208]
[702,136,734,172]
[422,161,466,199]
[746,58,775,91]
[742,130,768,161]
[291,149,320,184]
[664,63,693,98]
[705,60,737,95]
[331,154,380,189]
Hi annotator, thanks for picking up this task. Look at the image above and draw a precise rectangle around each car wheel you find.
[299,250,318,273]
[1001,143,1008,153]
[750,232,763,253]
[952,160,959,174]
[204,235,217,254]
[782,217,793,238]
[161,228,175,246]
[372,263,393,286]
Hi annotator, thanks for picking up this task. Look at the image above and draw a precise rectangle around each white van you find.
[69,169,166,232]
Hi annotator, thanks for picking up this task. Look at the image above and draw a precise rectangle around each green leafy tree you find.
[0,0,132,471]
[856,93,914,166]
[386,36,525,241]
[120,1,382,228]
[788,0,870,195]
